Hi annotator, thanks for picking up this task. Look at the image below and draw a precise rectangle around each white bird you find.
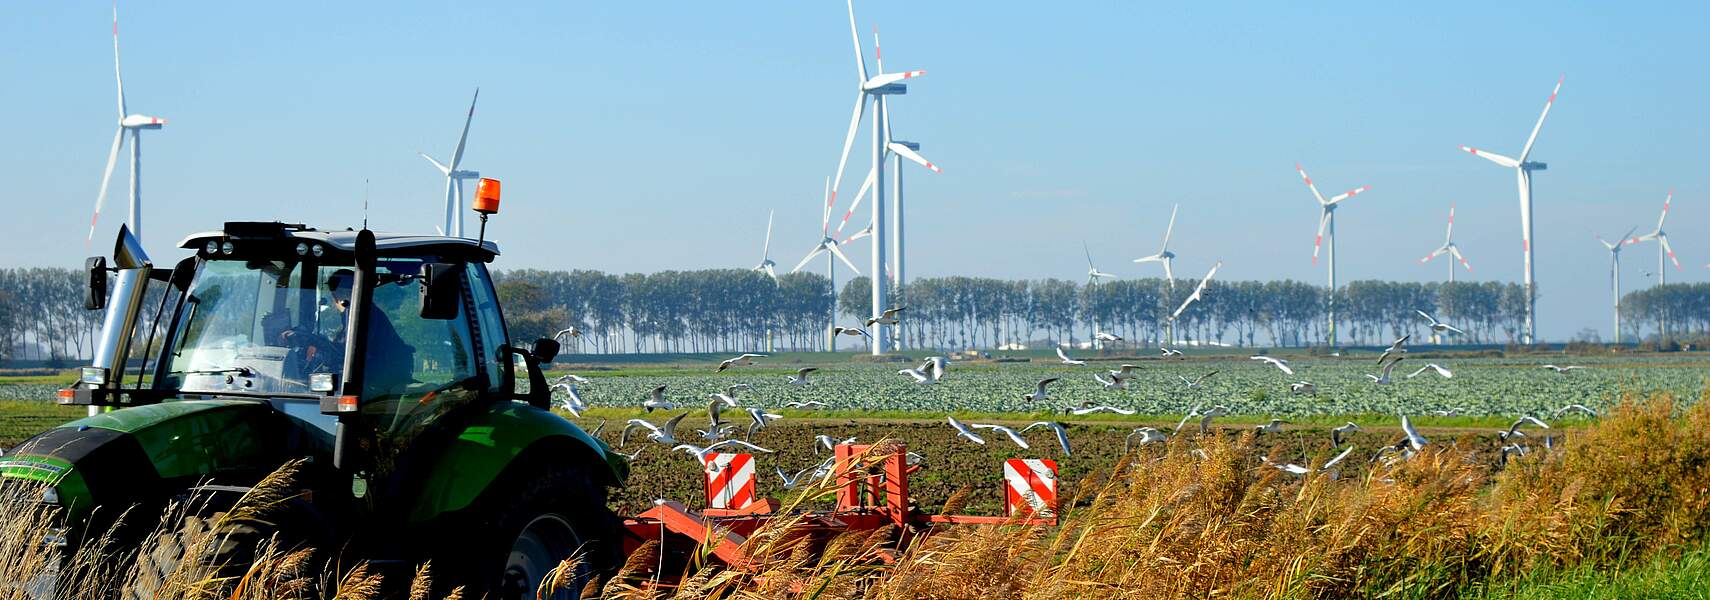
[1377,335,1410,364]
[1366,357,1404,385]
[1177,371,1218,389]
[947,416,986,445]
[1503,415,1550,440]
[1250,355,1294,376]
[783,400,829,409]
[1415,310,1465,336]
[1289,381,1317,395]
[744,407,783,439]
[674,439,776,462]
[707,393,738,428]
[1267,459,1312,476]
[786,367,819,386]
[1172,261,1222,320]
[1278,446,1359,478]
[1024,377,1061,402]
[551,382,588,417]
[549,373,591,385]
[696,423,741,442]
[971,423,1030,449]
[1125,427,1169,450]
[865,306,906,327]
[1331,422,1361,447]
[1094,331,1123,343]
[621,412,689,447]
[1254,419,1287,434]
[1173,410,1200,435]
[1499,443,1529,467]
[724,383,753,399]
[813,434,857,454]
[776,463,826,490]
[832,326,871,338]
[1091,373,1128,390]
[1430,409,1460,417]
[1055,347,1087,366]
[919,356,950,381]
[1541,364,1584,374]
[614,446,644,461]
[552,326,582,341]
[1407,363,1453,379]
[717,353,767,372]
[1399,413,1429,451]
[1159,346,1184,358]
[1321,445,1357,472]
[899,367,938,384]
[1022,421,1073,456]
[1197,405,1229,434]
[1068,403,1135,416]
[1107,364,1143,382]
[643,385,674,412]
[1554,404,1598,418]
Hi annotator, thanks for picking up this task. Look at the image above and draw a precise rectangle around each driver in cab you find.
[284,269,414,399]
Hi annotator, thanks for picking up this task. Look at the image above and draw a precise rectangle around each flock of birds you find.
[544,308,1601,486]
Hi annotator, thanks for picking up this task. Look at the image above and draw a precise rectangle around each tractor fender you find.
[404,401,626,524]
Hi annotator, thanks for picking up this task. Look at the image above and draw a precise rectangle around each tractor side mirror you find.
[418,263,463,320]
[531,338,560,364]
[84,257,108,311]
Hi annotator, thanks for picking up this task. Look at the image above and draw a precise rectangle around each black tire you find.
[124,498,323,600]
[456,462,623,600]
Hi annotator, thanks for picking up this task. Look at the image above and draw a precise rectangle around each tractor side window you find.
[361,259,480,445]
[465,262,509,391]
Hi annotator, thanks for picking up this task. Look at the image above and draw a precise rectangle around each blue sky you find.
[2,1,1705,340]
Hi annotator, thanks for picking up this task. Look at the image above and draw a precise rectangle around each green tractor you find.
[3,207,626,598]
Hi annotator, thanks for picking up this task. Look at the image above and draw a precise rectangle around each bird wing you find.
[1056,347,1073,362]
[1322,445,1356,470]
[662,412,689,439]
[1415,310,1438,325]
[1054,427,1072,456]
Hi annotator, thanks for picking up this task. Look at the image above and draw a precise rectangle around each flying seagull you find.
[1125,427,1169,450]
[1331,422,1361,447]
[1022,421,1073,456]
[832,326,871,338]
[1250,355,1294,376]
[1094,331,1123,343]
[1415,310,1465,335]
[1289,381,1317,395]
[643,385,674,412]
[971,423,1031,449]
[673,439,776,462]
[786,367,819,386]
[1377,335,1410,364]
[1177,371,1218,389]
[1254,419,1287,434]
[621,412,690,447]
[716,353,767,372]
[1159,346,1184,358]
[1541,364,1584,374]
[1172,260,1223,320]
[1107,364,1142,382]
[1055,347,1087,366]
[1091,373,1128,390]
[1024,377,1061,402]
[1407,363,1453,379]
[1068,402,1135,416]
[1366,356,1404,385]
[865,306,906,327]
[1554,404,1598,418]
[947,416,987,445]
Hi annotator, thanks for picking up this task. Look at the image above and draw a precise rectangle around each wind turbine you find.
[1084,242,1117,350]
[873,27,943,320]
[1597,226,1639,345]
[1627,190,1682,338]
[1132,204,1179,288]
[1459,76,1562,345]
[1418,204,1474,282]
[1297,164,1372,349]
[421,89,481,237]
[829,0,926,355]
[791,178,861,351]
[753,210,778,282]
[89,3,167,243]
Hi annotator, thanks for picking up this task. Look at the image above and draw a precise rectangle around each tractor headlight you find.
[79,367,108,385]
[220,241,235,255]
[311,244,324,257]
[204,240,219,255]
[296,243,309,256]
[41,487,59,505]
[309,372,336,393]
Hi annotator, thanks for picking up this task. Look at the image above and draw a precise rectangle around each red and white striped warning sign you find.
[703,453,756,510]
[1004,458,1058,517]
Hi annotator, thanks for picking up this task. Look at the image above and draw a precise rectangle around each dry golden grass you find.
[6,389,1710,599]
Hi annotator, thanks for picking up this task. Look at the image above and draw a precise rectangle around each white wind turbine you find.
[1596,225,1639,345]
[1084,241,1117,350]
[753,210,778,282]
[1297,164,1372,349]
[1627,190,1683,338]
[829,0,926,355]
[1418,204,1474,282]
[791,177,862,351]
[874,27,943,316]
[1132,204,1180,288]
[89,3,167,243]
[421,89,481,237]
[1460,76,1562,345]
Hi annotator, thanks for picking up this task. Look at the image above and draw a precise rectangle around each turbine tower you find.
[1297,164,1372,349]
[791,177,861,351]
[1418,204,1474,282]
[1459,76,1562,345]
[874,27,943,331]
[89,3,167,243]
[830,0,926,355]
[1628,190,1682,338]
[421,89,481,238]
[1597,226,1639,345]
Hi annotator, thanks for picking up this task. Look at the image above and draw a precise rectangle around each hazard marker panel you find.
[1004,458,1058,517]
[704,453,756,510]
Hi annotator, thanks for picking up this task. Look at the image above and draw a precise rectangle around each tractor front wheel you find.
[463,463,621,600]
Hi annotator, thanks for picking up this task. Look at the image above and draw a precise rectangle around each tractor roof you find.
[178,222,500,260]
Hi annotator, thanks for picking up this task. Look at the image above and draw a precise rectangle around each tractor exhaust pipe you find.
[87,225,152,415]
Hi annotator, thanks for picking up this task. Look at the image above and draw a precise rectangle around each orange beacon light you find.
[473,177,500,245]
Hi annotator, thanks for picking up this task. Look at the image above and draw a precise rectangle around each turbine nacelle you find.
[120,115,165,129]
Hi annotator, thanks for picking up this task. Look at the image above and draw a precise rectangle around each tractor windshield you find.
[161,258,481,412]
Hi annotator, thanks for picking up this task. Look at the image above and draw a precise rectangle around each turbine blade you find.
[1519,76,1563,162]
[1517,169,1532,255]
[1083,241,1094,270]
[1445,204,1455,244]
[1295,164,1327,204]
[89,127,126,242]
[873,26,884,75]
[762,210,774,259]
[827,241,862,274]
[1161,204,1178,251]
[448,88,479,170]
[1657,190,1671,231]
[1461,146,1520,168]
[834,167,876,239]
[112,2,126,119]
[1661,235,1681,270]
[1449,246,1472,271]
[419,153,451,175]
[791,245,827,274]
[846,0,867,82]
[1312,208,1330,264]
[862,70,926,91]
[1420,246,1448,264]
[1326,185,1371,206]
[822,176,833,231]
[830,92,869,222]
[887,142,941,173]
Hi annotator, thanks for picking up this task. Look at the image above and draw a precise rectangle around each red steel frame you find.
[619,443,1056,569]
